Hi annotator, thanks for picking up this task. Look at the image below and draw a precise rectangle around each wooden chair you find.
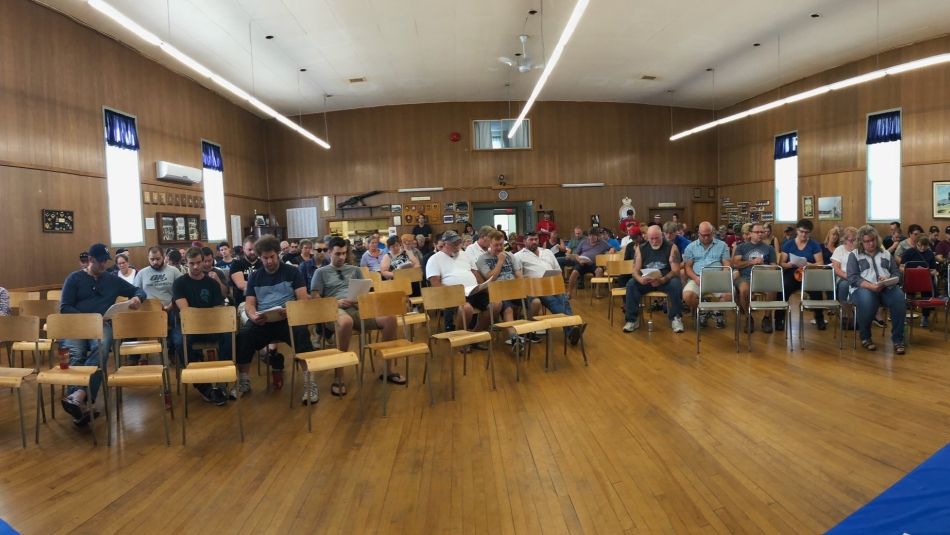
[46,289,63,302]
[0,316,40,447]
[394,267,425,308]
[377,278,427,335]
[139,298,164,312]
[606,260,635,325]
[179,307,242,445]
[8,291,40,315]
[285,298,360,432]
[9,300,58,369]
[36,313,107,446]
[487,278,549,382]
[695,267,740,355]
[358,291,431,415]
[799,265,841,350]
[360,267,383,289]
[747,265,791,351]
[421,285,494,401]
[108,310,172,446]
[527,276,589,371]
[588,254,622,302]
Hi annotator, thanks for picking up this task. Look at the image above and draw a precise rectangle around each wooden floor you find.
[2,299,950,534]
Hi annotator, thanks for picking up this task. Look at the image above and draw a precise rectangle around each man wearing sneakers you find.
[134,245,183,363]
[514,232,582,345]
[311,237,402,402]
[683,221,732,329]
[732,223,778,333]
[476,230,536,347]
[172,247,233,406]
[622,225,685,333]
[235,235,314,396]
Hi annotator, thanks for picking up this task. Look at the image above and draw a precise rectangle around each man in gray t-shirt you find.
[133,245,183,359]
[731,223,777,333]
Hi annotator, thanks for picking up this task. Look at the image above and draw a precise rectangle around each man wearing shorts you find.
[731,223,777,333]
[427,231,492,340]
[683,221,733,328]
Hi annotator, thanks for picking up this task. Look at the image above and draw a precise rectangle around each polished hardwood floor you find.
[1,299,949,534]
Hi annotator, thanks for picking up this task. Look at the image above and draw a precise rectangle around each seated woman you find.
[359,235,384,272]
[847,225,906,354]
[900,234,939,327]
[379,235,420,280]
[115,252,137,284]
[830,226,858,327]
[821,226,841,268]
[776,218,825,331]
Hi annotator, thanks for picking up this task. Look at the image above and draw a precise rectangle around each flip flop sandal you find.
[330,382,348,397]
[895,344,906,355]
[378,373,407,385]
[861,339,877,351]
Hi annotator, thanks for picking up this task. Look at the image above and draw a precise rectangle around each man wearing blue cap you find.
[59,243,147,425]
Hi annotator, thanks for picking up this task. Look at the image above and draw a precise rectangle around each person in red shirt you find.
[619,209,639,235]
[535,212,557,247]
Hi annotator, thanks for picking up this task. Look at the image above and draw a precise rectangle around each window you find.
[774,132,798,222]
[201,141,227,242]
[866,110,901,222]
[103,108,144,246]
[472,119,531,150]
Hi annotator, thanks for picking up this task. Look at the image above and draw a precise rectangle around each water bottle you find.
[58,347,70,370]
[647,319,654,332]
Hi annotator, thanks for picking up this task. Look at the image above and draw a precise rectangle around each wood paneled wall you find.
[716,34,950,237]
[0,0,269,289]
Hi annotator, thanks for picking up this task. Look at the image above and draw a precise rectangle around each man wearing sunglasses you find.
[60,243,147,425]
[299,238,330,285]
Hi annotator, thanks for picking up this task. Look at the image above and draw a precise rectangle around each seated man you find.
[566,227,615,298]
[893,224,922,264]
[312,237,402,400]
[682,222,732,329]
[847,225,906,354]
[201,246,231,303]
[732,223,778,333]
[427,230,492,339]
[476,230,533,346]
[514,232,582,345]
[622,225,684,333]
[235,235,314,395]
[60,243,146,424]
[133,245,183,363]
[173,247,234,405]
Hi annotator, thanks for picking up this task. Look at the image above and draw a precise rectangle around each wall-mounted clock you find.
[498,190,509,201]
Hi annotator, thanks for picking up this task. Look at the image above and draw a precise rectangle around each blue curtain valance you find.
[104,109,140,150]
[202,141,223,171]
[867,111,901,144]
[774,132,798,159]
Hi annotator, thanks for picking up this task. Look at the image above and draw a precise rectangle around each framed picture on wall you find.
[818,196,842,220]
[802,196,815,218]
[692,188,702,199]
[934,181,950,218]
[143,191,152,204]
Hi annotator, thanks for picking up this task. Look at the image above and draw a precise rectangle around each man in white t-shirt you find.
[427,230,491,335]
[465,225,493,262]
[515,232,582,345]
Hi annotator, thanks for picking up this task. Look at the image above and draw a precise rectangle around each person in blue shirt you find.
[682,222,732,328]
[664,222,691,256]
[60,243,147,425]
[777,219,825,332]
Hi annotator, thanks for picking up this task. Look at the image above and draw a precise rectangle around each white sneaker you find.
[671,316,685,333]
[623,320,640,333]
[301,374,319,405]
[229,375,252,399]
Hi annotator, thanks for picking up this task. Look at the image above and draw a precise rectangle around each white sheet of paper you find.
[258,306,286,323]
[542,269,564,278]
[347,278,374,301]
[879,276,900,287]
[103,299,136,320]
[788,253,808,267]
[464,274,497,296]
[640,268,661,279]
[144,217,155,230]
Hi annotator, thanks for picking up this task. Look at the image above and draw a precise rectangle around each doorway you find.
[473,201,534,235]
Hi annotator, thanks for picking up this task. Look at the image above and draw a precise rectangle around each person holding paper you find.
[566,227,615,299]
[683,222,732,329]
[847,225,906,354]
[173,247,234,406]
[134,245,183,364]
[777,219,825,332]
[312,237,401,400]
[514,232,582,345]
[732,223,778,333]
[380,235,420,280]
[830,227,860,328]
[427,230,492,338]
[235,235,314,395]
[623,225,685,333]
[59,243,146,425]
[476,230,533,346]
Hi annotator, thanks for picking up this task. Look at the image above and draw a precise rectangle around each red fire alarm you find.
[449,131,461,142]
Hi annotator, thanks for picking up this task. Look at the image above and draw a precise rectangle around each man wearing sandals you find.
[311,237,403,403]
[847,225,907,354]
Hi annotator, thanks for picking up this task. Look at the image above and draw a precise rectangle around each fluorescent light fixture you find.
[398,187,444,193]
[508,0,590,139]
[88,0,161,45]
[87,0,331,150]
[670,52,950,141]
[160,43,212,77]
[560,182,604,188]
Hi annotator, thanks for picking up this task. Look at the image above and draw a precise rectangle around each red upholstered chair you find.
[903,267,949,343]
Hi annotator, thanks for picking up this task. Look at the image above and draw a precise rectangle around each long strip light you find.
[88,0,331,150]
[398,187,444,193]
[561,182,604,188]
[670,52,950,141]
[508,0,590,139]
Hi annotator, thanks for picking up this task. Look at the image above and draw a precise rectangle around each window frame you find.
[773,130,799,224]
[102,105,145,247]
[471,119,532,151]
[201,138,228,242]
[865,107,902,223]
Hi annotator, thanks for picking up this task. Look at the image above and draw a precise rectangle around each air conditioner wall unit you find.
[156,161,203,185]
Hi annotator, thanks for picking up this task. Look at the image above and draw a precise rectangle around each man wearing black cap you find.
[427,230,492,335]
[60,243,147,425]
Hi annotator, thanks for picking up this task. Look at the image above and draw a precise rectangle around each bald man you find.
[622,225,684,333]
[682,221,732,329]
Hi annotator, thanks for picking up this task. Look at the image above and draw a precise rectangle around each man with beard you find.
[732,223,777,333]
[514,232,582,345]
[229,234,262,311]
[622,225,685,333]
[133,245,183,363]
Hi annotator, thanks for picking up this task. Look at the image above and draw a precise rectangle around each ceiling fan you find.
[498,34,544,73]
